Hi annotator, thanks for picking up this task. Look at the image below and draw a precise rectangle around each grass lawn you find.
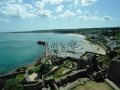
[72,81,113,90]
[53,66,67,78]
[16,74,24,82]
[44,60,76,80]
[53,60,76,78]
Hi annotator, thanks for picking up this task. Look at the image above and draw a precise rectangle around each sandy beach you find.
[47,34,106,58]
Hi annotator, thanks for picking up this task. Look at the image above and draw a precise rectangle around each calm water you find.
[0,33,83,74]
[0,33,105,75]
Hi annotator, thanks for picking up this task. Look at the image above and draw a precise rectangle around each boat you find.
[37,41,46,45]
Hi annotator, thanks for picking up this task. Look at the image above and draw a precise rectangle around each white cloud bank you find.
[41,0,63,4]
[60,10,76,17]
[77,15,113,21]
[0,0,114,23]
[0,3,35,19]
[0,1,53,19]
[56,5,64,13]
[74,0,98,6]
[81,0,98,6]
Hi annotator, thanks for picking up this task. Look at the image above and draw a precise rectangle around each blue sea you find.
[0,33,85,75]
[0,33,44,74]
[0,32,104,75]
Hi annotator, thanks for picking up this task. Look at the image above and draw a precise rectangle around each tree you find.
[5,78,23,90]
[107,50,119,60]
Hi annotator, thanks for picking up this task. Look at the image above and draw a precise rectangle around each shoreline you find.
[0,61,35,76]
[87,40,106,55]
[0,54,45,76]
[0,33,106,76]
[85,35,107,54]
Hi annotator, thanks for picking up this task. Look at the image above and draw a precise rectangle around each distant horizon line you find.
[0,26,119,33]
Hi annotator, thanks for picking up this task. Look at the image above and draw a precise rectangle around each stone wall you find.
[24,81,43,90]
[108,59,120,83]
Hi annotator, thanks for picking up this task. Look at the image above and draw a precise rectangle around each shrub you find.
[28,66,40,75]
[5,78,23,90]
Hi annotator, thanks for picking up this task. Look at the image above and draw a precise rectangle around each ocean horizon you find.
[0,33,105,75]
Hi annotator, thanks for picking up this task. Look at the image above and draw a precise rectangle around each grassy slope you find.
[116,32,120,40]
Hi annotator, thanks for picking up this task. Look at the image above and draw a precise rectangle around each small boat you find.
[37,41,45,45]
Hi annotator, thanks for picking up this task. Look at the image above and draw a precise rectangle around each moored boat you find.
[37,41,45,45]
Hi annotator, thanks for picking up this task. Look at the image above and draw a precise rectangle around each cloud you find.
[60,10,76,17]
[81,0,98,6]
[74,0,98,6]
[0,1,53,19]
[76,9,82,14]
[42,0,63,4]
[77,14,113,21]
[0,0,23,5]
[17,0,23,3]
[51,0,63,4]
[36,1,44,10]
[103,15,113,21]
[74,0,79,6]
[36,9,52,18]
[0,0,113,22]
[77,10,113,21]
[0,3,35,19]
[77,15,98,21]
[56,5,64,13]
[0,18,9,23]
[24,4,34,10]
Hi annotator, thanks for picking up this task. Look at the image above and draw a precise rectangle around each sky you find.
[0,0,120,32]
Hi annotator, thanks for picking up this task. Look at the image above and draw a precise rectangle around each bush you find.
[15,67,26,72]
[5,78,23,90]
[28,66,40,75]
[28,69,34,75]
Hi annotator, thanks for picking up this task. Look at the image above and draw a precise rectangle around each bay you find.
[0,33,105,75]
